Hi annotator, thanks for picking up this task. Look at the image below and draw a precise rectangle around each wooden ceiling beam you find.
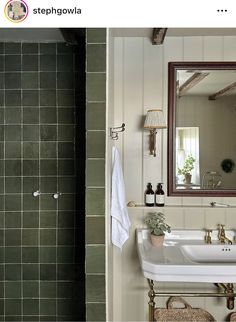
[152,28,167,45]
[208,82,236,100]
[179,72,209,97]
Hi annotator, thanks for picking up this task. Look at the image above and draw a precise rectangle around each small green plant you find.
[177,155,195,175]
[144,212,171,236]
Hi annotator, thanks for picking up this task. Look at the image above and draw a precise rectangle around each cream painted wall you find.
[108,35,236,322]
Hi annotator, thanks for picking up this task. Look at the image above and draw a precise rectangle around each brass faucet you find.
[205,229,212,244]
[218,225,232,245]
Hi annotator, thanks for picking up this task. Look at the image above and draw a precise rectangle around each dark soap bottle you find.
[155,183,165,207]
[145,183,154,207]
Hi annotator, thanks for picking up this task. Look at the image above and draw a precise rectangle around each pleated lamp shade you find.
[144,109,167,129]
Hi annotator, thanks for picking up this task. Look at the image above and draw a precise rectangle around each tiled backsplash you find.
[0,40,85,321]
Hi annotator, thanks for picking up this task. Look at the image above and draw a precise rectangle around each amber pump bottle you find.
[155,183,165,207]
[145,183,154,207]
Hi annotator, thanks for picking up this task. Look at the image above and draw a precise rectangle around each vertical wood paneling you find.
[203,36,224,60]
[183,37,203,60]
[223,36,236,60]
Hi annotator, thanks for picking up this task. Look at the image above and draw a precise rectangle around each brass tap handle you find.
[205,229,212,244]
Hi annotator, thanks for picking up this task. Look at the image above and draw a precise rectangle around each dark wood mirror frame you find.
[168,61,236,196]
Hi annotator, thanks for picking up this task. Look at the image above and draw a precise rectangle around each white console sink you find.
[136,228,236,283]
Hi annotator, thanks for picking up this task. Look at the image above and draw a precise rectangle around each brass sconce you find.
[144,109,167,157]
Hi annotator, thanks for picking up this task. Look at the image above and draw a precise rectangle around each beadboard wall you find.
[108,34,236,322]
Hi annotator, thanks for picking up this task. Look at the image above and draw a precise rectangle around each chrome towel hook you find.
[110,123,125,140]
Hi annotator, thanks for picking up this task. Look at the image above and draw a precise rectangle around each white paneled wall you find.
[108,35,236,322]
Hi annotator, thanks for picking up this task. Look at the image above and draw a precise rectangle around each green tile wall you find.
[0,40,85,321]
[85,28,106,321]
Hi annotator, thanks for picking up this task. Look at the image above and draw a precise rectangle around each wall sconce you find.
[144,109,167,157]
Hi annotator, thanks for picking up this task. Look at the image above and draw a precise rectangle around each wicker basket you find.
[154,297,216,322]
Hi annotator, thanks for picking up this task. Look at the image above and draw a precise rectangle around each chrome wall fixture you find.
[110,123,125,140]
[32,191,62,199]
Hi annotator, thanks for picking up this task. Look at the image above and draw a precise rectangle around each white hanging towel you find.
[111,146,131,249]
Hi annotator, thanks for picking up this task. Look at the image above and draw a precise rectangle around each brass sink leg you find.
[226,283,234,310]
[148,279,156,322]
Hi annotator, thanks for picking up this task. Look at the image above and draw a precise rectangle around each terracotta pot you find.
[150,234,165,247]
[184,173,192,184]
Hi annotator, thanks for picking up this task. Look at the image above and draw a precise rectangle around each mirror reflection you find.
[168,62,236,195]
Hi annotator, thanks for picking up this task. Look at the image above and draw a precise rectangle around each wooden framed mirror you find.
[168,61,236,196]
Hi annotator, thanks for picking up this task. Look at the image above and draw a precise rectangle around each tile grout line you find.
[3,41,5,321]
[20,41,23,322]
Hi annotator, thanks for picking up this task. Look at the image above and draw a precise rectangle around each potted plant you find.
[177,155,195,184]
[144,212,171,247]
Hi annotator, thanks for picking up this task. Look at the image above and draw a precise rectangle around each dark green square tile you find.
[0,91,3,107]
[23,177,39,193]
[5,281,21,298]
[0,44,4,54]
[57,264,74,280]
[40,43,56,54]
[5,299,21,315]
[22,90,39,106]
[58,107,75,124]
[0,111,4,125]
[58,125,74,141]
[86,160,105,186]
[40,160,57,176]
[40,177,57,193]
[86,303,106,322]
[40,211,57,227]
[0,74,3,89]
[39,317,56,321]
[5,108,21,124]
[58,177,75,193]
[57,72,74,89]
[23,160,39,176]
[5,247,21,263]
[40,90,56,106]
[0,197,3,211]
[23,142,39,158]
[86,188,105,215]
[57,281,73,298]
[5,43,21,54]
[22,229,38,245]
[86,217,105,244]
[0,248,4,263]
[5,90,21,106]
[40,299,56,315]
[40,107,56,123]
[40,55,56,71]
[5,125,21,141]
[86,73,106,101]
[0,126,3,141]
[58,142,74,159]
[86,103,105,130]
[40,72,56,88]
[40,194,56,211]
[5,212,21,227]
[5,55,21,71]
[23,212,39,228]
[23,125,39,141]
[23,264,39,280]
[86,275,105,302]
[5,72,21,89]
[57,246,74,263]
[40,264,56,280]
[22,43,38,54]
[6,175,21,193]
[58,160,74,175]
[87,44,106,72]
[86,245,105,273]
[0,231,3,246]
[86,131,105,158]
[23,194,39,210]
[40,125,57,141]
[58,194,74,211]
[5,264,21,280]
[5,142,21,158]
[40,247,56,263]
[23,281,39,297]
[58,211,74,228]
[87,28,106,43]
[0,178,3,193]
[0,213,3,228]
[0,265,4,281]
[23,299,39,315]
[5,160,21,176]
[23,107,39,124]
[57,90,74,106]
[22,247,39,263]
[5,229,21,246]
[57,55,73,71]
[40,229,56,245]
[40,142,56,158]
[57,299,74,316]
[22,72,38,89]
[5,195,21,211]
[57,43,75,54]
[40,281,56,298]
[22,55,38,71]
[22,316,39,321]
[58,229,74,245]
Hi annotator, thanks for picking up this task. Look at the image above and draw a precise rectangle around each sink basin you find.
[136,228,236,283]
[181,244,236,263]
